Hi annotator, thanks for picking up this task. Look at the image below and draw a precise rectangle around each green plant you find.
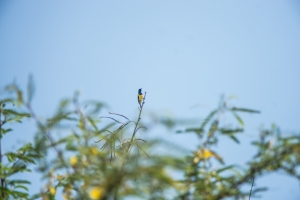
[1,78,300,200]
[0,81,39,199]
[24,88,182,200]
[175,97,300,200]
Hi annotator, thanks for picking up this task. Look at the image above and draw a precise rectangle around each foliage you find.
[174,98,300,200]
[0,83,40,199]
[0,79,300,200]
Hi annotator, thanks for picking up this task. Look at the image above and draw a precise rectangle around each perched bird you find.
[138,88,143,107]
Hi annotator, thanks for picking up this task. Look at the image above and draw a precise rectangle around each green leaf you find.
[219,128,243,134]
[229,135,240,144]
[214,155,224,165]
[87,116,99,132]
[232,111,244,127]
[18,143,34,151]
[0,98,15,106]
[58,99,70,111]
[182,128,204,135]
[231,107,260,114]
[10,190,29,198]
[2,109,30,118]
[20,156,36,164]
[200,109,218,131]
[66,139,77,151]
[46,112,72,128]
[179,109,219,136]
[252,187,268,194]
[1,128,12,135]
[208,120,218,138]
[5,84,24,106]
[8,179,30,185]
[15,185,29,191]
[6,152,17,162]
[216,165,236,173]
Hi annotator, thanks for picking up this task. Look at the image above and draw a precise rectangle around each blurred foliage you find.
[0,84,40,199]
[0,79,300,200]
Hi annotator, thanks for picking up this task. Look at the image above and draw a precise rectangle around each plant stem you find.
[126,107,142,152]
[116,92,146,199]
[0,105,5,198]
[126,92,146,152]
[249,176,254,200]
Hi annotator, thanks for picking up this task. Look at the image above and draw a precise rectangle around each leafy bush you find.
[0,78,299,200]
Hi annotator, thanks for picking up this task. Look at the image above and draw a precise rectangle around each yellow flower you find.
[91,147,99,155]
[89,187,104,200]
[194,148,214,163]
[69,156,77,166]
[198,148,213,159]
[193,157,200,164]
[49,186,56,195]
[202,148,213,159]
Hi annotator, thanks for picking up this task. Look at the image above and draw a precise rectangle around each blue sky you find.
[1,1,300,199]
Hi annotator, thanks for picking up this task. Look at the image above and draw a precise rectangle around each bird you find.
[138,88,143,107]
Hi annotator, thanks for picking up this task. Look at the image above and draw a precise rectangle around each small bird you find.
[138,88,143,107]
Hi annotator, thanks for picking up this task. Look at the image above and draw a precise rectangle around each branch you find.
[249,176,254,200]
[126,92,146,152]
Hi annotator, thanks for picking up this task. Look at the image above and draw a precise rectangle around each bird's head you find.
[138,88,142,94]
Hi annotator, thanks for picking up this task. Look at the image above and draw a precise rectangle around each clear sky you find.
[1,1,300,199]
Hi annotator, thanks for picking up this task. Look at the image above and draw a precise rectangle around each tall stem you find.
[0,105,4,198]
[249,176,255,200]
[126,92,146,152]
[116,92,146,199]
[126,107,142,152]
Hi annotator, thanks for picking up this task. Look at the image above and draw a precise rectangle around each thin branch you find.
[104,130,114,134]
[115,91,147,199]
[115,121,134,134]
[94,130,114,143]
[100,116,124,124]
[126,92,147,152]
[100,142,109,151]
[110,143,113,162]
[94,134,111,143]
[136,126,147,132]
[249,176,254,200]
[115,137,122,143]
[135,138,147,143]
[135,147,140,181]
[113,141,116,158]
[135,143,149,158]
[109,112,130,121]
[0,104,5,198]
